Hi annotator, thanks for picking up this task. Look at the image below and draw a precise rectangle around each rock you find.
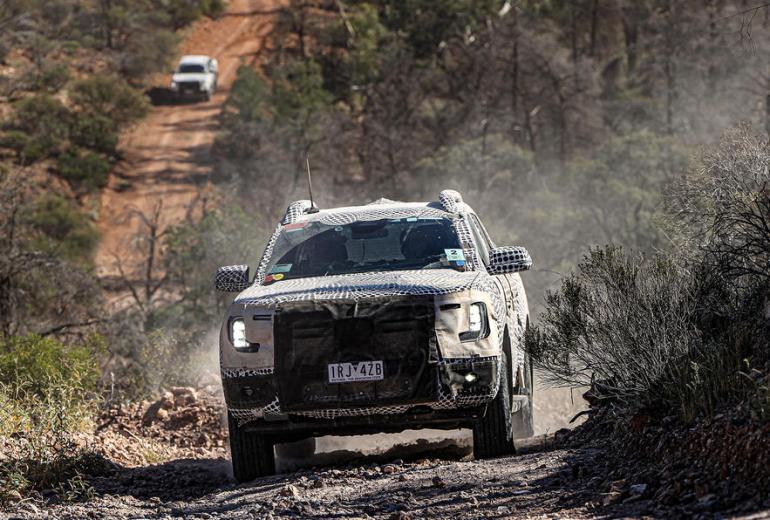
[312,478,325,489]
[171,387,198,407]
[142,401,164,425]
[7,490,22,502]
[156,408,169,421]
[630,483,647,496]
[382,464,398,474]
[280,484,301,499]
[431,476,446,488]
[159,391,175,409]
[602,492,623,506]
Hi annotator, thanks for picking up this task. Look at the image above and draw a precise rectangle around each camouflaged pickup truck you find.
[215,190,534,481]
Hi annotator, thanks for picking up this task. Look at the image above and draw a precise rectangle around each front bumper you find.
[172,81,204,96]
[222,355,500,432]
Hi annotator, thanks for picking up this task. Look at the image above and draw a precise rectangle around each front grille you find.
[177,81,201,92]
[274,297,437,411]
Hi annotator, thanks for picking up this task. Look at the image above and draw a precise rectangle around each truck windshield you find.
[178,64,205,73]
[263,217,466,282]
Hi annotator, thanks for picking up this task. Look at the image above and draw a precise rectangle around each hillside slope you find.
[95,0,280,295]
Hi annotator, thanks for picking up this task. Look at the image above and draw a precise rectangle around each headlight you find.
[231,318,247,348]
[230,318,259,352]
[459,302,489,342]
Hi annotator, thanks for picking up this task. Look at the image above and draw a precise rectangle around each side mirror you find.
[488,246,532,274]
[215,265,250,292]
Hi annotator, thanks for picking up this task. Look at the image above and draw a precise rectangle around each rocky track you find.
[5,386,768,519]
[7,442,633,519]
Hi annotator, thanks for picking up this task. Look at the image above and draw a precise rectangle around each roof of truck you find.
[293,201,461,226]
[281,190,472,226]
[178,55,211,64]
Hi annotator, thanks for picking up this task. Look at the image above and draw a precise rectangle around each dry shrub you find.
[529,125,770,421]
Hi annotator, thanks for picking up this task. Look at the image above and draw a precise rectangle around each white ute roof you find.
[178,55,211,65]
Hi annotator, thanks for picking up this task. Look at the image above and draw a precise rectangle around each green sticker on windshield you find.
[270,263,292,274]
[445,249,465,261]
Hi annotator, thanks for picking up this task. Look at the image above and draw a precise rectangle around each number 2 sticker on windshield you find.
[444,249,465,262]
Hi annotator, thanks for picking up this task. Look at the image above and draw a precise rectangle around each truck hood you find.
[172,73,207,83]
[234,269,491,308]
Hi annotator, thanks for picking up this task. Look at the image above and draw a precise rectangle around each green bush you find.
[0,131,30,157]
[71,114,120,155]
[0,335,104,408]
[56,148,111,193]
[10,95,71,162]
[33,63,71,92]
[70,75,149,127]
[0,333,107,505]
[203,0,227,17]
[163,0,228,28]
[29,195,100,264]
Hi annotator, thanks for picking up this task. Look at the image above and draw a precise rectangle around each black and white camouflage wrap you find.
[229,355,501,422]
[214,264,250,292]
[438,189,464,214]
[219,190,530,425]
[235,270,502,319]
[488,246,533,275]
[281,199,315,224]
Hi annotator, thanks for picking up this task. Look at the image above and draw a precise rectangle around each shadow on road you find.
[88,433,478,502]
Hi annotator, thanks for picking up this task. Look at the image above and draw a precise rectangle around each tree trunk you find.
[511,6,521,144]
[664,0,676,135]
[621,8,638,76]
[589,0,599,58]
[570,1,578,66]
[707,0,718,98]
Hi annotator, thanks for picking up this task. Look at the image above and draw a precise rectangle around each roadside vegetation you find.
[529,126,770,422]
[0,0,226,506]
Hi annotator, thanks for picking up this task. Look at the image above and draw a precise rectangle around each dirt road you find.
[8,438,651,519]
[94,0,279,296]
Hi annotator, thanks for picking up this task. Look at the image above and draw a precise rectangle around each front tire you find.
[473,354,516,459]
[228,413,275,482]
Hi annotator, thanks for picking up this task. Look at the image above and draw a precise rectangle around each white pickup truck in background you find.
[170,55,218,101]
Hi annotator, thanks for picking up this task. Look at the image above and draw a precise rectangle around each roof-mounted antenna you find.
[306,157,319,213]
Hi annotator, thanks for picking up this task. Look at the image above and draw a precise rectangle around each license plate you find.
[328,361,384,383]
